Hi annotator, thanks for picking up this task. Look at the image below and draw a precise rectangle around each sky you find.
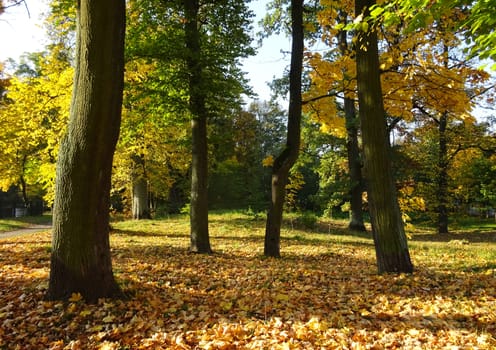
[0,0,290,102]
[0,1,48,59]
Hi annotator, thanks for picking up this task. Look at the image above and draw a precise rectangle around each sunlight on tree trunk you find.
[355,0,413,273]
[131,154,151,220]
[46,0,125,302]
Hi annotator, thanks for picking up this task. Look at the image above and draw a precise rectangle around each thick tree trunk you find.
[264,0,303,257]
[131,154,151,220]
[355,0,413,273]
[46,0,125,302]
[185,0,212,253]
[437,113,449,234]
[338,12,366,232]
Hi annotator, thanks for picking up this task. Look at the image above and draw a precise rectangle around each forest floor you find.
[0,212,495,349]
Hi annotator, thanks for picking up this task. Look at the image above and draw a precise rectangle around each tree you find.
[125,0,254,249]
[307,0,494,235]
[130,154,151,219]
[184,0,212,253]
[354,0,413,273]
[0,49,72,206]
[338,11,366,231]
[0,0,25,13]
[264,0,304,257]
[464,0,496,66]
[304,4,368,231]
[388,0,496,68]
[46,0,126,302]
[404,20,493,233]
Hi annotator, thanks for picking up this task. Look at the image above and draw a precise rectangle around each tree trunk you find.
[437,112,449,234]
[46,0,125,302]
[131,154,151,219]
[437,43,450,234]
[20,155,29,207]
[338,11,366,232]
[355,0,413,273]
[184,0,212,254]
[264,0,303,257]
[345,97,366,232]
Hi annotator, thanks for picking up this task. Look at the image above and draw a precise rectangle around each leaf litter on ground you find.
[0,212,495,349]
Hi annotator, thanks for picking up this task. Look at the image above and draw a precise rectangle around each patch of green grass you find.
[0,213,52,232]
[449,216,496,231]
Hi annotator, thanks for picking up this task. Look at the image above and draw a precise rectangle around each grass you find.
[0,211,495,348]
[0,213,52,232]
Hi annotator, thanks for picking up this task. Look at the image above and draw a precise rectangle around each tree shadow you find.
[111,228,170,238]
[410,230,496,243]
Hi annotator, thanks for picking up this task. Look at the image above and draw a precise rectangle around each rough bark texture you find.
[46,0,125,302]
[264,0,303,257]
[185,0,212,254]
[355,0,413,273]
[131,155,151,220]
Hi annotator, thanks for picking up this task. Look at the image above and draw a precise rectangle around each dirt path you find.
[0,225,52,240]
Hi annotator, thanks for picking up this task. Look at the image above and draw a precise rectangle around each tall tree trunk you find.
[437,112,449,234]
[437,43,450,234]
[264,0,303,257]
[184,0,212,253]
[355,0,413,273]
[337,16,366,232]
[46,0,125,302]
[131,154,151,220]
[344,97,366,231]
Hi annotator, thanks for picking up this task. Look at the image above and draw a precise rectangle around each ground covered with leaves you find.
[1,213,495,349]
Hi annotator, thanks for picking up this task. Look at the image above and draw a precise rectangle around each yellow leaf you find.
[67,303,77,313]
[262,155,274,167]
[220,301,233,311]
[360,309,371,317]
[80,310,92,317]
[103,315,115,323]
[275,293,289,302]
[68,293,83,302]
[89,325,103,332]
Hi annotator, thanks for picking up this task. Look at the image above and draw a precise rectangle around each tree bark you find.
[436,43,451,234]
[344,97,366,232]
[338,18,366,232]
[46,0,125,302]
[264,0,303,257]
[437,112,449,234]
[355,0,413,273]
[131,154,151,220]
[184,0,212,254]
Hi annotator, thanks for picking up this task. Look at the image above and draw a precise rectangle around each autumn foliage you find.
[1,213,495,349]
